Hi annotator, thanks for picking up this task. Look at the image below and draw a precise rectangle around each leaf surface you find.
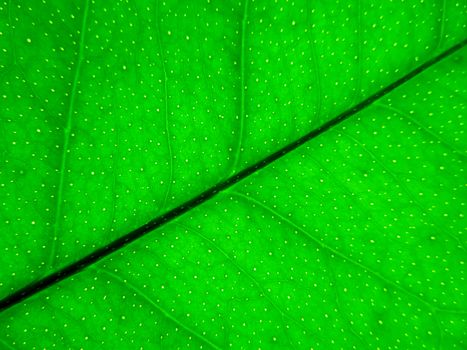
[1,34,466,350]
[0,0,466,349]
[1,0,466,298]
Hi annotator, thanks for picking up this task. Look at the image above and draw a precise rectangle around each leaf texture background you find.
[0,0,466,349]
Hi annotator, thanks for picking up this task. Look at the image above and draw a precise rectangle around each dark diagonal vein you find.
[0,38,465,313]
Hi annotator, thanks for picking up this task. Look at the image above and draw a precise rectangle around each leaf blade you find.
[1,38,465,349]
[1,0,466,300]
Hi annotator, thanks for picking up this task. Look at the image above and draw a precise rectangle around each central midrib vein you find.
[0,38,465,313]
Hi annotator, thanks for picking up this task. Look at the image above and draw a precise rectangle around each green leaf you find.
[0,0,466,349]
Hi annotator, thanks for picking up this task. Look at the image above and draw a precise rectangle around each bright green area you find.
[1,0,466,299]
[0,0,466,349]
[1,33,466,350]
